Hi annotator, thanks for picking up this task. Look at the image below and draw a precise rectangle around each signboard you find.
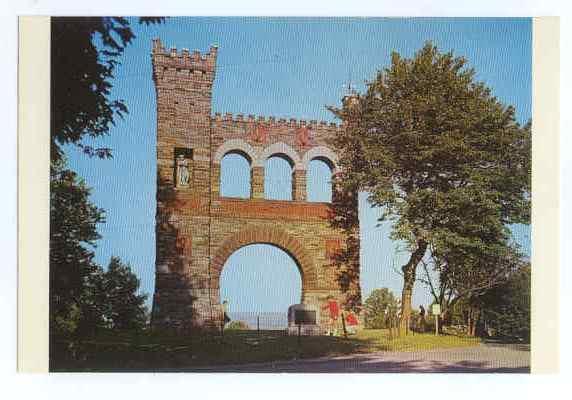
[294,310,316,325]
[431,304,441,316]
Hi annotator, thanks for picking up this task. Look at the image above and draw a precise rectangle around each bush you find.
[225,320,250,330]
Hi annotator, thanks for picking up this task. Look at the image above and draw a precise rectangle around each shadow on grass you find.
[50,329,486,372]
[50,330,377,372]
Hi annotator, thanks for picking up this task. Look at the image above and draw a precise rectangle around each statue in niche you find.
[176,155,190,186]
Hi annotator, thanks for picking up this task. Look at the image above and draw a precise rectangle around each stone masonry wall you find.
[150,39,361,333]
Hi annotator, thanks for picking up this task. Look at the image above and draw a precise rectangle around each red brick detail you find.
[249,123,269,144]
[295,126,312,148]
[214,198,331,221]
[325,238,342,259]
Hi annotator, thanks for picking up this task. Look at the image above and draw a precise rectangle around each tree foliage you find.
[51,17,164,161]
[330,42,531,333]
[102,256,148,331]
[363,288,400,329]
[50,158,106,337]
[50,17,162,338]
[50,159,149,338]
[480,264,531,341]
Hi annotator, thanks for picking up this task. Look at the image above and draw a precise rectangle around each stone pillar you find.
[292,169,307,201]
[211,164,221,198]
[251,166,264,199]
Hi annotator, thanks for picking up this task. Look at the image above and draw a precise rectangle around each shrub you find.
[225,320,250,330]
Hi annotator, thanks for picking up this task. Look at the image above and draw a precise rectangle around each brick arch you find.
[211,226,317,293]
[213,138,258,165]
[301,146,339,173]
[256,142,303,170]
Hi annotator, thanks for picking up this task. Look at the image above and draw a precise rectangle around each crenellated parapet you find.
[151,38,218,82]
[210,112,342,131]
[209,111,343,174]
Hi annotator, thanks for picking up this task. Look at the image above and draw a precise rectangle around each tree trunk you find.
[466,307,480,337]
[399,239,428,335]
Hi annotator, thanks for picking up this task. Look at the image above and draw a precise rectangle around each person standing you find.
[345,309,359,335]
[222,300,231,328]
[322,296,340,336]
[418,305,426,333]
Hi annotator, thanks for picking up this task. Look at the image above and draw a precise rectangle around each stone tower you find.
[151,39,361,333]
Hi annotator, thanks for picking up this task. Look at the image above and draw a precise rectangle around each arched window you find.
[307,158,333,202]
[220,152,251,198]
[264,155,293,200]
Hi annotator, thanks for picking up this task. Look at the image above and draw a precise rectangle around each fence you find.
[225,311,288,331]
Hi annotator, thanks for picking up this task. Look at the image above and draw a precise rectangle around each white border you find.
[2,2,570,399]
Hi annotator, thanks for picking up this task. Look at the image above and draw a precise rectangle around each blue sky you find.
[66,17,531,314]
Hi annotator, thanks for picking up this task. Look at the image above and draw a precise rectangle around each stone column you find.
[292,169,307,201]
[211,164,221,198]
[251,166,265,199]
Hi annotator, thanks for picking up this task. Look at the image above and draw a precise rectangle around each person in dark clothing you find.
[418,305,426,332]
[222,300,231,326]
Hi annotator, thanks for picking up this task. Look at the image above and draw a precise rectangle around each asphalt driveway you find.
[192,342,530,373]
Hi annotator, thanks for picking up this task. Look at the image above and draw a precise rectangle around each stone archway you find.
[211,226,318,297]
[151,40,361,333]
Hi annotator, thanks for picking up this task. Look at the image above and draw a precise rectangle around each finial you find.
[152,38,164,53]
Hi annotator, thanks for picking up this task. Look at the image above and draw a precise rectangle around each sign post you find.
[431,304,441,336]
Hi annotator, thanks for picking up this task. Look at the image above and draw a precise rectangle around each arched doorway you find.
[219,244,302,329]
[211,226,319,329]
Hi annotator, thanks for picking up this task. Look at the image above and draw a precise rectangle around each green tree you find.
[330,42,530,334]
[50,17,162,336]
[51,16,163,161]
[102,256,148,331]
[50,162,148,339]
[50,158,106,337]
[480,264,531,341]
[363,288,399,329]
[419,222,526,335]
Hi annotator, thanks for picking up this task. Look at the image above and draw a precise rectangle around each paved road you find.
[192,343,530,373]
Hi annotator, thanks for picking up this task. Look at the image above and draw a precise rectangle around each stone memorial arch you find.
[150,39,361,332]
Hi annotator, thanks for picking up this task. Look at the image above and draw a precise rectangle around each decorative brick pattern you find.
[150,39,361,333]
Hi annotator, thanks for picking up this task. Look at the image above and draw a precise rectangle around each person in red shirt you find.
[322,296,340,336]
[345,310,359,335]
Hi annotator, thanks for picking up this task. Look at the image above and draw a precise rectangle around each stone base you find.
[287,324,322,336]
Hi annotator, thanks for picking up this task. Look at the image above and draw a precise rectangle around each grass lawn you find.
[51,329,480,372]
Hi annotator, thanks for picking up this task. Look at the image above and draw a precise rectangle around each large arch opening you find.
[264,155,294,200]
[220,151,251,198]
[307,158,333,202]
[219,244,302,329]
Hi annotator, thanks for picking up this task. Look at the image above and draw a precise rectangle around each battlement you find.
[211,112,342,130]
[152,38,218,75]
